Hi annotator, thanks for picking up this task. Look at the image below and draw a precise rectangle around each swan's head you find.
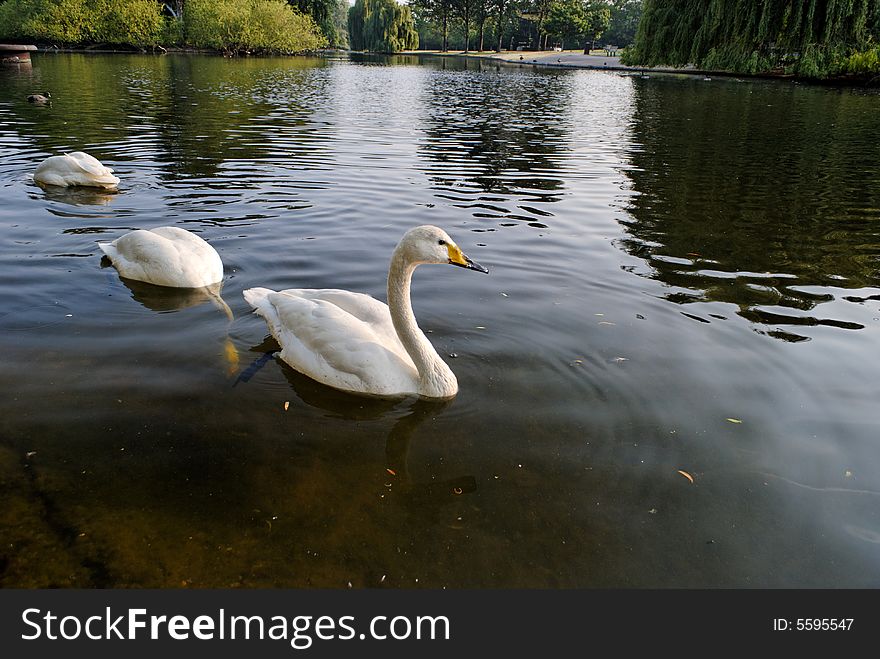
[398,225,489,274]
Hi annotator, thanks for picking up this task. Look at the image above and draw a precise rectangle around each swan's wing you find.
[243,287,418,396]
[276,288,402,351]
[66,151,114,175]
[99,230,184,286]
[149,227,224,286]
[149,226,213,251]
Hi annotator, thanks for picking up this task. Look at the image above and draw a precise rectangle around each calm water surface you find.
[1,53,879,587]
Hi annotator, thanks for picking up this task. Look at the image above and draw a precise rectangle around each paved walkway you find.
[408,50,701,75]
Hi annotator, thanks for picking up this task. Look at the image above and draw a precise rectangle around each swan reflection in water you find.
[36,184,117,207]
[102,267,239,374]
[241,342,477,501]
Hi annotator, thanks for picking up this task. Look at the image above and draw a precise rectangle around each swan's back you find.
[99,226,223,288]
[34,152,120,189]
[243,287,419,396]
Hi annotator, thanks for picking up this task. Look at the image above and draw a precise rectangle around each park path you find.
[407,49,702,75]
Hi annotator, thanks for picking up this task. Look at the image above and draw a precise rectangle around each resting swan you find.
[99,226,237,373]
[98,226,224,288]
[34,151,119,190]
[243,225,488,399]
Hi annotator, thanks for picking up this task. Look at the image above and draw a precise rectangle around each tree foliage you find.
[0,0,327,52]
[348,0,419,52]
[183,0,327,53]
[543,0,610,49]
[0,0,164,46]
[602,0,641,47]
[333,0,351,49]
[288,0,338,45]
[624,0,880,77]
[411,0,455,51]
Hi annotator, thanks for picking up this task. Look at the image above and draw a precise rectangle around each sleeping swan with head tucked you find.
[98,226,224,289]
[34,152,120,190]
[243,225,489,399]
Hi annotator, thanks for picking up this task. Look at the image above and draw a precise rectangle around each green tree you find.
[543,0,609,51]
[288,0,337,45]
[411,0,455,51]
[492,0,519,51]
[453,0,477,51]
[0,0,327,52]
[183,0,327,53]
[602,0,640,47]
[528,0,554,49]
[544,0,585,49]
[333,0,350,48]
[348,0,418,52]
[475,0,489,50]
[624,0,880,77]
[0,0,164,46]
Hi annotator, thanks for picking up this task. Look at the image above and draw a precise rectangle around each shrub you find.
[183,0,327,54]
[836,47,880,75]
[0,0,326,53]
[0,0,162,47]
[90,0,164,46]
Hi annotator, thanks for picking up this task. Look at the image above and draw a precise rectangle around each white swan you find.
[34,151,120,190]
[98,226,224,288]
[243,225,488,399]
[99,226,237,374]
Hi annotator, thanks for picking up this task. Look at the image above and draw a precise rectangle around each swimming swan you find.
[98,226,224,288]
[34,152,120,189]
[243,225,489,399]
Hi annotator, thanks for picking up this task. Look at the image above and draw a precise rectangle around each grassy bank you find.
[0,0,327,54]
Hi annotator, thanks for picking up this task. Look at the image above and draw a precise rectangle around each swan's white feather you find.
[34,151,120,189]
[243,287,419,396]
[98,226,223,288]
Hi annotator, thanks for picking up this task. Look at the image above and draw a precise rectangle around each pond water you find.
[1,53,879,588]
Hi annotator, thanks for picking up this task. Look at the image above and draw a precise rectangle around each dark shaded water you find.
[1,53,879,588]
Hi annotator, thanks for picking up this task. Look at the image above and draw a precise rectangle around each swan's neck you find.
[388,250,458,398]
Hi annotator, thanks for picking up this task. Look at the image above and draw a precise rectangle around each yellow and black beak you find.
[447,244,489,274]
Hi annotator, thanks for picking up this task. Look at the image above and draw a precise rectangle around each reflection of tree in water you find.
[7,53,333,182]
[418,62,573,227]
[618,78,880,340]
[119,55,333,181]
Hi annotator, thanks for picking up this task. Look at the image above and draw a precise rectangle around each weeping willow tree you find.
[624,0,880,78]
[348,0,419,52]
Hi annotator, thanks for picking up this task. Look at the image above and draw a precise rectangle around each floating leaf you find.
[677,470,695,484]
[386,468,396,476]
[283,401,289,411]
[726,418,742,424]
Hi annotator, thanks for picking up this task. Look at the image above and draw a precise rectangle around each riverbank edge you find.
[14,44,877,86]
[402,49,880,87]
[3,43,335,56]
